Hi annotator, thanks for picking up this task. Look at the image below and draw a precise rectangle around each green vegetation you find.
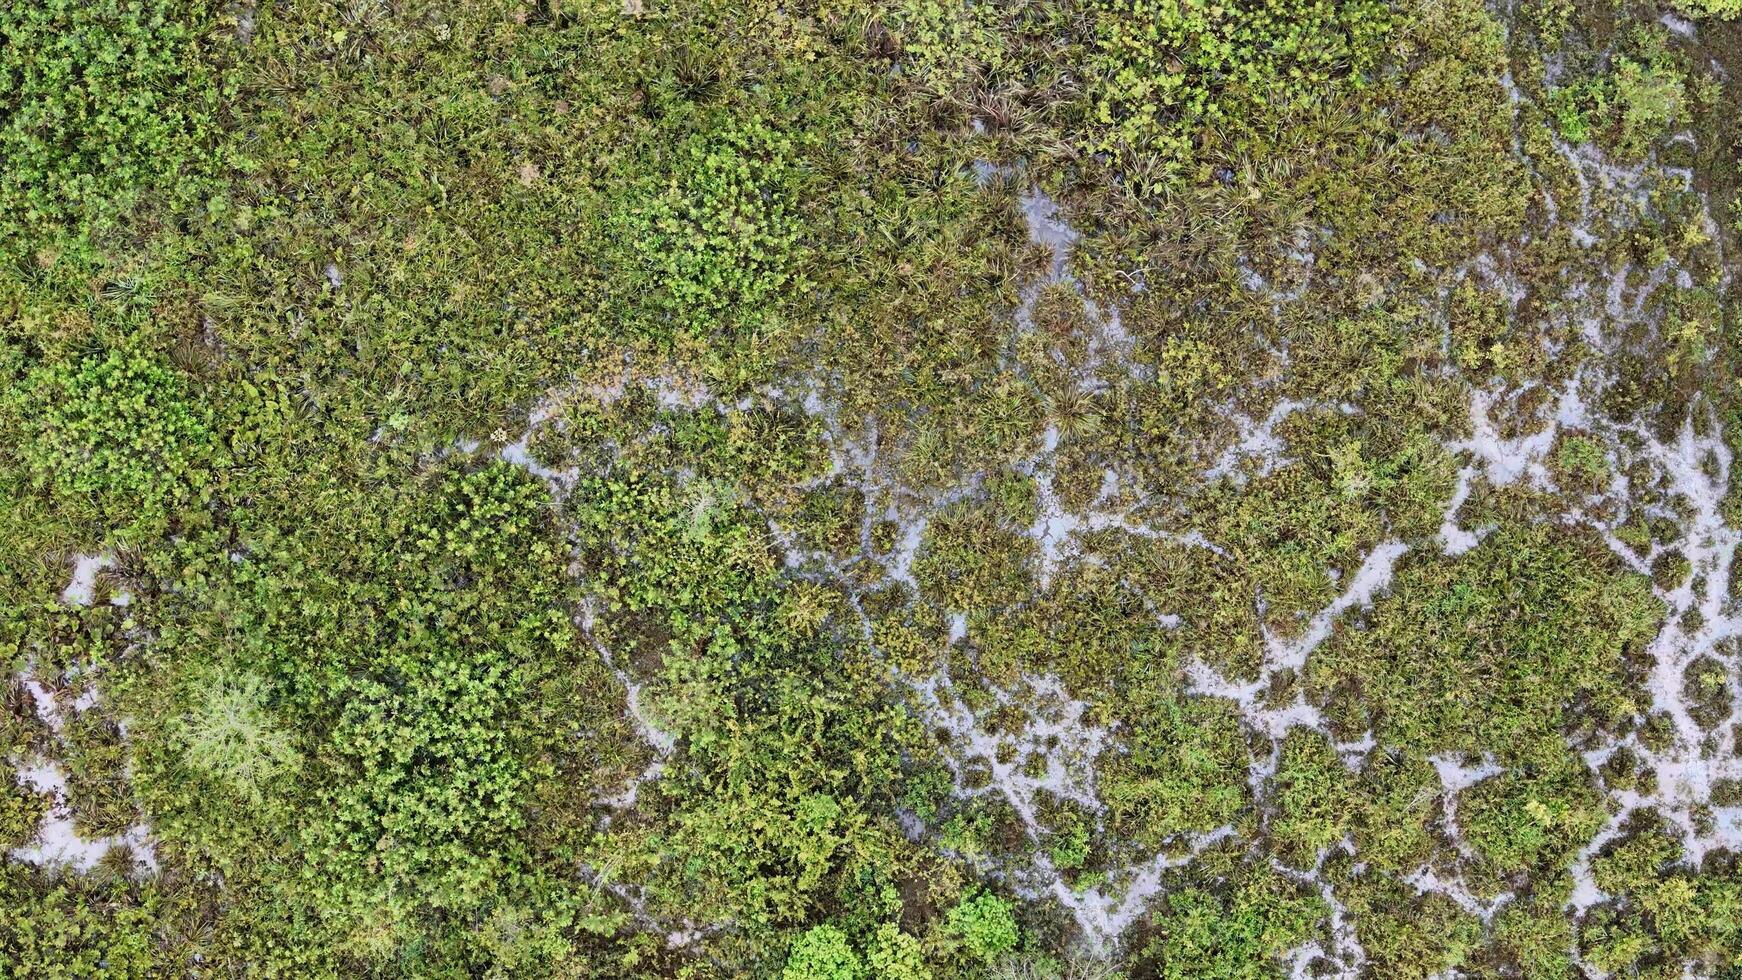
[3,0,1741,975]
[0,0,215,250]
[784,924,864,980]
[947,892,1021,962]
[14,350,219,540]
[1676,0,1742,18]
[1311,522,1660,764]
[1133,852,1326,977]
[1579,816,1742,973]
[1546,31,1689,157]
[178,670,300,803]
[616,116,805,343]
[1086,0,1391,190]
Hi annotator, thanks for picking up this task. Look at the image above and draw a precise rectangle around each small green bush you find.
[1610,56,1686,157]
[180,671,300,803]
[948,892,1020,963]
[1310,523,1659,764]
[1545,44,1686,157]
[570,471,914,926]
[618,117,803,341]
[0,779,49,849]
[784,924,865,980]
[0,0,1726,972]
[866,923,932,980]
[1268,729,1353,865]
[18,351,217,530]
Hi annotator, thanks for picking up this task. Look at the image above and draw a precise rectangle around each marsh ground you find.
[5,0,1742,976]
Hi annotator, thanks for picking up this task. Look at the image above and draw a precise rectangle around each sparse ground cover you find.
[5,0,1742,976]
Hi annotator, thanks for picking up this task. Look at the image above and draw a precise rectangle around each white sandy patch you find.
[61,553,113,606]
[9,761,157,873]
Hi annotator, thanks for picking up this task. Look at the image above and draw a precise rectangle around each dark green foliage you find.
[16,351,218,536]
[0,874,156,979]
[93,458,606,973]
[1135,856,1326,978]
[306,465,570,919]
[570,473,917,928]
[0,0,213,248]
[616,117,805,342]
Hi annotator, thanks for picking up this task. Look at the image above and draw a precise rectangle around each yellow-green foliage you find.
[1086,0,1391,189]
[1676,0,1742,17]
[1311,523,1660,764]
[1347,877,1482,978]
[1097,696,1249,848]
[1268,729,1352,865]
[1460,760,1607,875]
[865,923,932,980]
